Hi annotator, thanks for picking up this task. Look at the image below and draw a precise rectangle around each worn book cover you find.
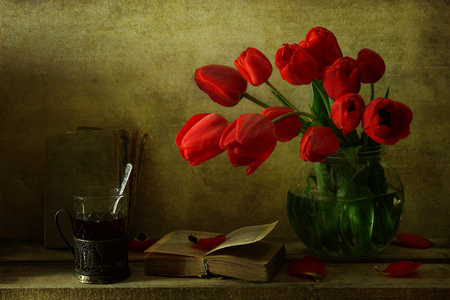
[144,221,285,282]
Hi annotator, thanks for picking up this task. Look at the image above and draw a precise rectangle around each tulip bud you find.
[275,43,319,85]
[176,113,228,165]
[220,113,277,175]
[194,65,247,107]
[300,27,343,77]
[322,57,361,100]
[234,48,273,86]
[357,48,386,84]
[330,93,365,135]
[261,106,302,142]
[300,126,340,162]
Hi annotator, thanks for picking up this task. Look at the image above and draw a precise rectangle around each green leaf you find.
[303,175,317,195]
[339,146,362,170]
[300,121,312,134]
[384,87,390,98]
[311,82,329,126]
[271,90,290,108]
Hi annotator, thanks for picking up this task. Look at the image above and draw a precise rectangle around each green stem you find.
[265,81,299,111]
[271,111,320,125]
[242,93,271,108]
[311,79,331,116]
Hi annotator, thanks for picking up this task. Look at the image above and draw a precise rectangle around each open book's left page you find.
[146,230,222,258]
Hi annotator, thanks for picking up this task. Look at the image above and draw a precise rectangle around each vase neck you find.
[325,146,385,163]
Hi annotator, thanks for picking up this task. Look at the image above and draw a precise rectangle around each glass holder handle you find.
[54,209,75,257]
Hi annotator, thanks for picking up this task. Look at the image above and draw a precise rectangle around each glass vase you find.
[287,146,404,260]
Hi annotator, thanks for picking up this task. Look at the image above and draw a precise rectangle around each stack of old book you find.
[44,128,147,249]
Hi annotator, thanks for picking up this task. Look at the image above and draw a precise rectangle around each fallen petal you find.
[188,234,226,249]
[287,256,325,282]
[128,233,156,252]
[395,233,433,249]
[375,260,422,277]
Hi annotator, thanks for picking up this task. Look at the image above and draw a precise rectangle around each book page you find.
[145,230,222,258]
[145,221,278,258]
[206,221,278,255]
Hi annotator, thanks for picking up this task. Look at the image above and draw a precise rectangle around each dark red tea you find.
[74,212,127,241]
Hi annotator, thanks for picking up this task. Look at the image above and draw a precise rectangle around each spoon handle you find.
[119,163,133,195]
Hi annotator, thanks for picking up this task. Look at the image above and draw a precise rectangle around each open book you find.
[144,221,285,282]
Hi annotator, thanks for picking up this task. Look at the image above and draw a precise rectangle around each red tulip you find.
[261,106,302,142]
[234,48,273,86]
[219,113,277,175]
[300,126,340,162]
[322,56,361,100]
[357,48,386,83]
[330,93,365,135]
[362,98,413,145]
[176,113,228,166]
[194,65,248,107]
[299,27,343,76]
[275,43,319,85]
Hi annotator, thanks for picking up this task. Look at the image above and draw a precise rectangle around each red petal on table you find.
[375,260,422,277]
[287,256,325,282]
[395,233,433,249]
[128,233,156,252]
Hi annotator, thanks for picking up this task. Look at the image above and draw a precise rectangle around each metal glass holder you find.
[55,209,130,284]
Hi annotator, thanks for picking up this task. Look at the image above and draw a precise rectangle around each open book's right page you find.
[206,221,278,255]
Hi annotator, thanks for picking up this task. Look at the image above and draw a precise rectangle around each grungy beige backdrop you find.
[0,0,449,241]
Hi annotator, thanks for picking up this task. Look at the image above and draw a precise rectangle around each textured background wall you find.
[0,0,449,241]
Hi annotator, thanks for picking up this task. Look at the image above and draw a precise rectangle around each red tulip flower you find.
[299,26,343,76]
[357,48,386,84]
[322,56,361,100]
[300,126,340,162]
[330,93,366,135]
[176,113,228,166]
[220,113,277,175]
[194,65,248,107]
[275,43,319,85]
[234,48,273,86]
[261,106,302,142]
[362,98,413,145]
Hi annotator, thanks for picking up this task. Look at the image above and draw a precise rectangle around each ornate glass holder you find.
[55,187,130,284]
[73,236,130,283]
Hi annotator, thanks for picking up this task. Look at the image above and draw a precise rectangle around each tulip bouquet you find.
[176,27,413,258]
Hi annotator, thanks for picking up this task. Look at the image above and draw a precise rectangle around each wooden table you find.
[1,238,449,300]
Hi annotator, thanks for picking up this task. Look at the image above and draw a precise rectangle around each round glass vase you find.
[287,146,404,260]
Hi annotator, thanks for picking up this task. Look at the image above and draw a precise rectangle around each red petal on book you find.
[189,234,226,249]
[287,256,325,282]
[395,233,433,249]
[375,261,422,277]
